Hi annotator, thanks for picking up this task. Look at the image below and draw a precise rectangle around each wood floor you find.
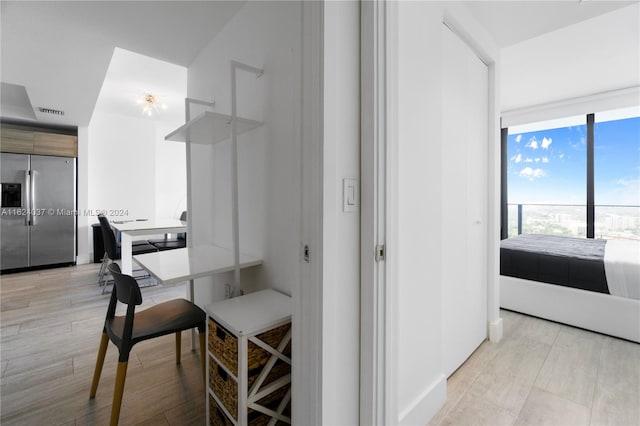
[2,264,639,425]
[1,263,204,425]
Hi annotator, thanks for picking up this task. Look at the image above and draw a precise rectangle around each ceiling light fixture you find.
[136,92,167,117]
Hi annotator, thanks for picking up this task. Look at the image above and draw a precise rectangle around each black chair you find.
[148,211,187,251]
[89,263,206,426]
[97,214,158,291]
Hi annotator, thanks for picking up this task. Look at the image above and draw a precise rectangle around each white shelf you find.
[165,111,262,144]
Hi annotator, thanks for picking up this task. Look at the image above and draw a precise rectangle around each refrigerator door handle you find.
[30,169,36,226]
[24,170,31,226]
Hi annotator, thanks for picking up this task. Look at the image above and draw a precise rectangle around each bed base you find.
[500,275,640,343]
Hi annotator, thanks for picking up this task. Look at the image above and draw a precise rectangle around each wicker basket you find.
[209,358,239,419]
[210,384,291,426]
[250,383,292,425]
[208,319,239,375]
[247,323,291,371]
[248,358,290,392]
[207,316,292,425]
[209,395,233,426]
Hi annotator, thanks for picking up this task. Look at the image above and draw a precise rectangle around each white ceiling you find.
[0,0,636,128]
[0,1,245,127]
[92,48,187,125]
[462,1,636,47]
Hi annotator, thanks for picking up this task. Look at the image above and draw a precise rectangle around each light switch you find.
[343,178,358,212]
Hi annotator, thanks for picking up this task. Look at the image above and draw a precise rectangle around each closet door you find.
[442,23,489,377]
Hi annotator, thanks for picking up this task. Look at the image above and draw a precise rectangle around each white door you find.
[441,23,489,376]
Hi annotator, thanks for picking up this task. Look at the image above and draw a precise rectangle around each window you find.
[506,115,587,238]
[594,107,640,240]
[502,107,640,241]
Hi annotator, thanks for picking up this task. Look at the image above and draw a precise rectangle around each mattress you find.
[500,234,609,294]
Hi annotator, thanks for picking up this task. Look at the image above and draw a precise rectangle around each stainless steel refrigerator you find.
[1,153,76,271]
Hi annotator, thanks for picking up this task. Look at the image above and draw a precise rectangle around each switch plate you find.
[343,178,358,212]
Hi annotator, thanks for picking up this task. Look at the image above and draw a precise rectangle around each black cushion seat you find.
[131,243,158,255]
[107,298,205,347]
[151,240,187,251]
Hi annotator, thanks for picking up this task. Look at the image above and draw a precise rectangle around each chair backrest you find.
[97,214,118,261]
[107,263,143,306]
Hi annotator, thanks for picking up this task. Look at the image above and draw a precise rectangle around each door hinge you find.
[375,244,385,262]
[303,244,310,263]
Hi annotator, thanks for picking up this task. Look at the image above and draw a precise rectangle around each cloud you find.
[524,158,533,163]
[559,153,565,159]
[526,137,538,149]
[515,134,522,143]
[519,167,546,180]
[542,157,549,163]
[511,153,522,163]
[541,137,552,149]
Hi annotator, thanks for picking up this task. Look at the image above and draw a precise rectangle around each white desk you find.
[133,244,262,349]
[133,244,262,286]
[111,219,187,275]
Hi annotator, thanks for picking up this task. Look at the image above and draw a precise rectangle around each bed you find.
[500,234,640,342]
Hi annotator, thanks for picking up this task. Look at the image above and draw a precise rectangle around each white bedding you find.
[604,239,640,300]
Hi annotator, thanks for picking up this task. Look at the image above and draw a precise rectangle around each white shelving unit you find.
[165,61,264,298]
[165,61,263,372]
[205,289,292,425]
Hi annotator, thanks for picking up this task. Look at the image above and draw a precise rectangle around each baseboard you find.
[77,253,91,265]
[398,374,446,426]
[488,317,503,343]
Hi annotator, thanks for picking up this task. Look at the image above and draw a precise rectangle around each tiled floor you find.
[2,264,638,425]
[430,309,640,426]
[1,263,204,425]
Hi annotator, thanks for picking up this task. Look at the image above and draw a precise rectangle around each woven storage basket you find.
[248,358,290,392]
[247,323,291,372]
[249,383,292,425]
[208,318,239,374]
[210,384,291,426]
[209,395,233,426]
[209,358,239,419]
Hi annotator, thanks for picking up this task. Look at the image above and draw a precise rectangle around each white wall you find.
[388,2,500,424]
[322,1,361,424]
[501,3,640,112]
[88,112,157,220]
[155,122,186,218]
[84,112,186,262]
[186,1,301,302]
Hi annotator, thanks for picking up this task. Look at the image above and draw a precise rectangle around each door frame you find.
[360,1,392,424]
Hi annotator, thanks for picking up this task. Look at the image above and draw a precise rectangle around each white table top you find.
[133,244,262,286]
[205,289,291,336]
[111,218,186,233]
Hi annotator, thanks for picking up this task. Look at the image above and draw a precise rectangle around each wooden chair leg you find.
[175,331,182,365]
[110,361,128,426]
[89,333,109,398]
[199,330,206,385]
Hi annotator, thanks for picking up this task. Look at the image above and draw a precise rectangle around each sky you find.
[507,115,640,206]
